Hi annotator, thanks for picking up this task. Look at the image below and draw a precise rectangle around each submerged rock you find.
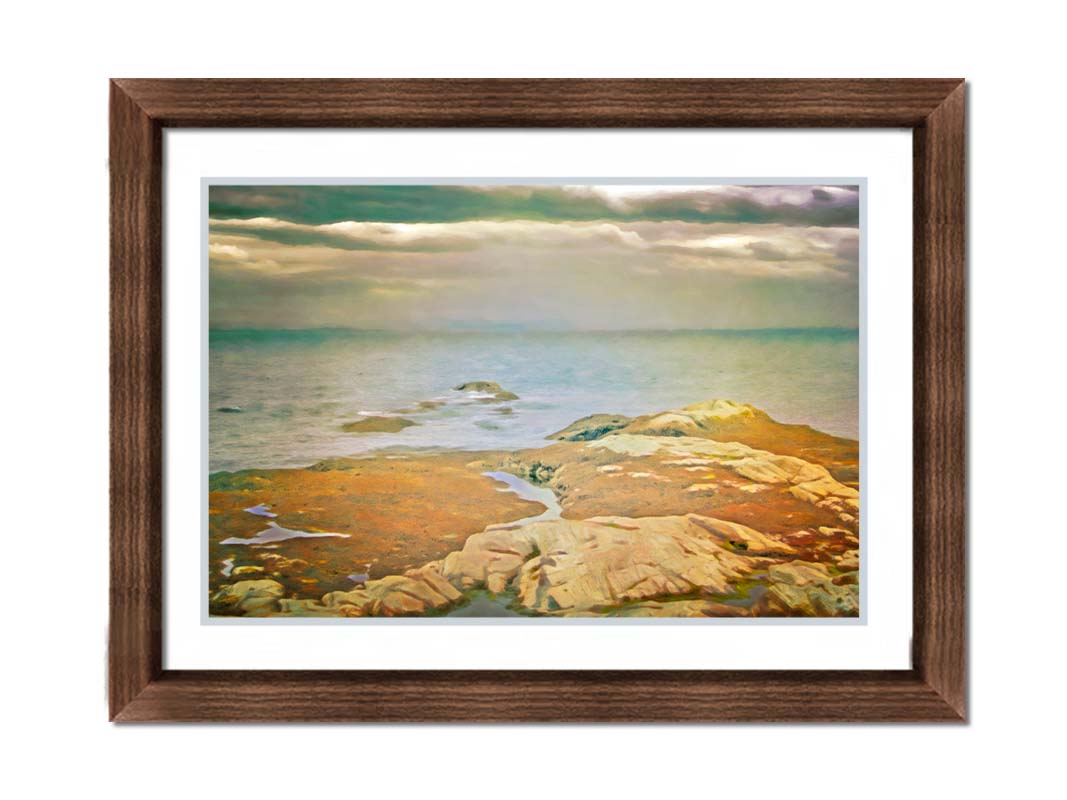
[391,399,446,414]
[340,415,417,433]
[453,381,519,401]
[454,381,506,393]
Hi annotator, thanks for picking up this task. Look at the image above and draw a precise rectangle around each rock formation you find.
[341,416,417,433]
[751,561,860,617]
[209,397,861,619]
[587,399,858,483]
[453,381,519,401]
[546,414,634,441]
[435,513,796,614]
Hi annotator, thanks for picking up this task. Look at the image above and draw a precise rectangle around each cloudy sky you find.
[208,184,860,331]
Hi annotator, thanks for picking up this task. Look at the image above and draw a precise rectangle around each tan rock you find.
[486,573,509,593]
[612,398,859,483]
[769,561,832,586]
[628,471,668,481]
[752,561,859,617]
[211,579,285,615]
[274,598,337,616]
[624,412,704,437]
[438,514,771,615]
[587,435,859,523]
[837,549,860,570]
[677,399,759,421]
[738,483,771,493]
[440,525,538,589]
[612,599,749,617]
[687,516,797,556]
[322,565,462,617]
[587,434,665,457]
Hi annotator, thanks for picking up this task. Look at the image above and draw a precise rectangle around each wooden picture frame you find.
[110,78,966,722]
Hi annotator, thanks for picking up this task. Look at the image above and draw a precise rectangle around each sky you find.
[208,184,860,331]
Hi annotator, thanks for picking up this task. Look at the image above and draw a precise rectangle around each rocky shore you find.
[209,396,860,618]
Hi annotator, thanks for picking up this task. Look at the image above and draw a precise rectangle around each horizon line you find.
[208,325,859,334]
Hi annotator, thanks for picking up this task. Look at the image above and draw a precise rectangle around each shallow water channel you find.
[443,472,564,617]
[480,471,562,525]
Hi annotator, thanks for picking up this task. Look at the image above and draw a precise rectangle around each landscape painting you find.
[207,183,861,619]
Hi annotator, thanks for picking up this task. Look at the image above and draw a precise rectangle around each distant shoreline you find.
[209,326,860,335]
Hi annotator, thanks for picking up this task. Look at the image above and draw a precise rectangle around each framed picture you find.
[110,79,965,722]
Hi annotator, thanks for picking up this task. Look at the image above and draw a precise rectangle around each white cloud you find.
[208,243,251,261]
[563,184,856,212]
[210,217,856,276]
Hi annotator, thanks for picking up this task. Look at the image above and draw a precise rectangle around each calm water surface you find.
[209,329,859,472]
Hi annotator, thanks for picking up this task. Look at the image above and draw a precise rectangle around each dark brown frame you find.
[110,79,966,722]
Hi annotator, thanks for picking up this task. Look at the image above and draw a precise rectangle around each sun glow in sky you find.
[208,184,860,331]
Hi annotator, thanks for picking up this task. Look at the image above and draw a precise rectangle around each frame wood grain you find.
[110,79,966,723]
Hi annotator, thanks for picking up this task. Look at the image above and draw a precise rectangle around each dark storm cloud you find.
[209,184,859,228]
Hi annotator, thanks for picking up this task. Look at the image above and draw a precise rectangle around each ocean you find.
[208,328,859,473]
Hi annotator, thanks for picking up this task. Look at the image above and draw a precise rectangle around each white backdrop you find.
[2,1,1062,798]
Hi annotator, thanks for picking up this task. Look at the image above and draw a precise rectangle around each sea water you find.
[208,329,859,473]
